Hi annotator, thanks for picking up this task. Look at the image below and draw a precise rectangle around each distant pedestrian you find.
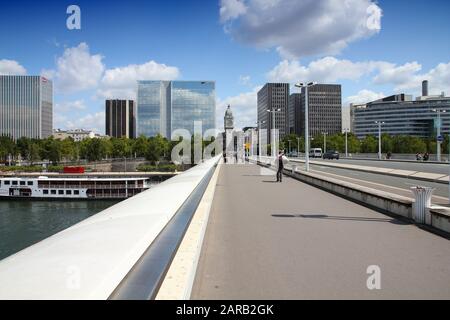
[276,150,287,182]
[423,152,429,161]
[386,152,392,160]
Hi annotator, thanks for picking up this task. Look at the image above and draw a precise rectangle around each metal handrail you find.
[109,161,218,300]
[0,155,221,299]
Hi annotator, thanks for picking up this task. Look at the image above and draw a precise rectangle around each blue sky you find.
[0,0,449,132]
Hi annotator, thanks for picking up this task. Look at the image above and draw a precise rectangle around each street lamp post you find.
[296,137,300,157]
[267,109,281,158]
[256,120,266,158]
[375,121,385,160]
[295,82,317,172]
[322,132,328,153]
[432,109,446,162]
[343,128,350,158]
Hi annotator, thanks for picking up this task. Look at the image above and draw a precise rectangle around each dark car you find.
[323,150,340,160]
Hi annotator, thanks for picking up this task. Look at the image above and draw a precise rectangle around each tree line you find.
[0,134,218,166]
[0,135,180,165]
[280,133,449,155]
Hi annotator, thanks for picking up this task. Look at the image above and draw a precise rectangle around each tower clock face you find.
[225,117,233,129]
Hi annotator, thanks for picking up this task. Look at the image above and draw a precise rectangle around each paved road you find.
[306,164,449,205]
[191,164,450,300]
[311,158,450,175]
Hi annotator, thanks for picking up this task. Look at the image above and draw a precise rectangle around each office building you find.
[288,93,302,135]
[53,129,101,142]
[137,81,215,138]
[299,84,342,137]
[105,99,136,138]
[353,81,450,138]
[257,83,289,144]
[0,75,53,140]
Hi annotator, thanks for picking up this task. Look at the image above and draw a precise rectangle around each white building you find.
[53,129,106,142]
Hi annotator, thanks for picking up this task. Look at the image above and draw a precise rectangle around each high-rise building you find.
[288,93,302,135]
[137,81,215,138]
[0,75,53,140]
[299,84,342,137]
[257,83,289,144]
[105,100,136,138]
[353,86,450,139]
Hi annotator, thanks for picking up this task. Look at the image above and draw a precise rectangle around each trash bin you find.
[410,187,435,224]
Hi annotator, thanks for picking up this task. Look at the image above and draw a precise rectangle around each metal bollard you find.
[410,187,435,224]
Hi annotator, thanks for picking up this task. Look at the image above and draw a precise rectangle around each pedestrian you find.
[423,152,429,161]
[276,150,285,182]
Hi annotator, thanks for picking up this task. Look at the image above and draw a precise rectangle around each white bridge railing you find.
[0,155,221,300]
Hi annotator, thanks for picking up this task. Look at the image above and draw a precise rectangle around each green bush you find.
[0,165,64,172]
[136,163,181,172]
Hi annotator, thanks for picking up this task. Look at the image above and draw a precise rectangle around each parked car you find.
[323,150,340,160]
[309,148,323,158]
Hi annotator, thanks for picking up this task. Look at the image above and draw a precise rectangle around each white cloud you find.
[55,100,87,113]
[220,0,382,58]
[220,0,247,23]
[345,89,385,105]
[217,86,262,130]
[267,57,381,83]
[374,61,450,96]
[97,60,180,99]
[267,57,450,98]
[373,62,422,87]
[42,43,105,94]
[238,75,251,86]
[66,112,105,133]
[0,59,27,75]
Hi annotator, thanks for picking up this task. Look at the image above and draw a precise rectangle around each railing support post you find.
[411,187,435,224]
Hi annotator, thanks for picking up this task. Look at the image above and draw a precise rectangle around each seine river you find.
[0,199,119,261]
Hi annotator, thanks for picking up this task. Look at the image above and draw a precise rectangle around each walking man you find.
[276,150,284,182]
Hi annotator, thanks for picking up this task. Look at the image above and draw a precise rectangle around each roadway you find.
[305,163,450,205]
[313,158,450,175]
[191,164,450,300]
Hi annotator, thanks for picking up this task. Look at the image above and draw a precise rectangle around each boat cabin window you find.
[27,181,33,186]
[20,181,26,186]
[51,190,56,195]
[66,190,72,195]
[74,190,80,195]
[12,181,18,185]
[4,181,10,185]
[43,190,49,195]
[58,190,64,195]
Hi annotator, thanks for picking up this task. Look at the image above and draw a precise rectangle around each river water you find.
[0,199,119,261]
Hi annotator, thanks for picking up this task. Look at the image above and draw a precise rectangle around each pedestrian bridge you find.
[0,156,449,299]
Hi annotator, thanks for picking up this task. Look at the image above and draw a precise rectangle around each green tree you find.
[80,138,107,162]
[281,134,301,153]
[146,134,168,164]
[39,137,62,165]
[111,137,132,158]
[361,135,378,153]
[132,135,150,158]
[60,138,76,161]
[0,135,16,162]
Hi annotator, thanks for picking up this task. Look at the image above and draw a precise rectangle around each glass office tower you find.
[137,80,215,138]
[0,75,53,140]
[171,81,215,136]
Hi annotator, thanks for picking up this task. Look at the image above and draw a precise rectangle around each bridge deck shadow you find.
[271,214,411,225]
